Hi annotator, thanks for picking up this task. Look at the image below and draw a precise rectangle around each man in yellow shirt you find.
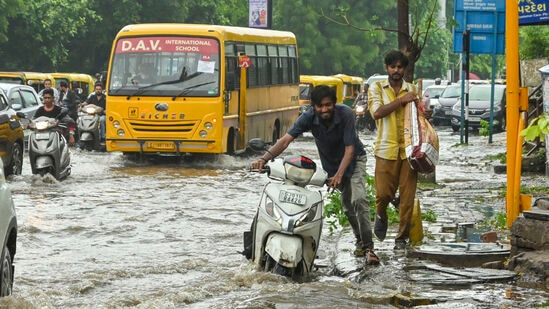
[368,50,420,251]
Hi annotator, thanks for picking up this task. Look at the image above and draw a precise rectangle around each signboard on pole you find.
[249,0,272,28]
[453,0,505,54]
[519,0,549,25]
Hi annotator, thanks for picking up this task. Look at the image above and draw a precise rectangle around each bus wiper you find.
[171,81,215,100]
[126,79,182,99]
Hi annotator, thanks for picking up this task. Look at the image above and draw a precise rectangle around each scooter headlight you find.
[85,106,97,114]
[35,121,50,131]
[295,202,321,227]
[356,105,365,113]
[265,196,281,222]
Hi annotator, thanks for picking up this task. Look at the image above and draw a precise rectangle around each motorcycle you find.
[242,138,327,281]
[28,116,71,180]
[354,101,376,132]
[77,104,103,151]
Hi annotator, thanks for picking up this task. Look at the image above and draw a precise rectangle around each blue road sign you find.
[519,0,549,25]
[453,0,506,54]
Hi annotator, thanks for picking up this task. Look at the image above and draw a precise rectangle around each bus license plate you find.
[147,142,175,150]
[35,132,50,140]
[279,191,306,205]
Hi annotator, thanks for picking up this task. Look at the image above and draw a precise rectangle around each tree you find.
[319,0,443,82]
[519,25,549,60]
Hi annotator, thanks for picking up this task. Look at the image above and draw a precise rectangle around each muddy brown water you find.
[1,127,547,308]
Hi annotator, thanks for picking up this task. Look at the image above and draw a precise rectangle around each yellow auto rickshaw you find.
[0,72,55,93]
[50,73,96,100]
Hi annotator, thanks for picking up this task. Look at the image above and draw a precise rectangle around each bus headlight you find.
[113,121,120,128]
[117,129,125,136]
[204,122,213,130]
[199,130,207,138]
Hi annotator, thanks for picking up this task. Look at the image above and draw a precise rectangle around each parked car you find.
[0,90,24,176]
[422,84,448,112]
[0,82,42,128]
[451,84,507,132]
[432,84,461,125]
[0,153,17,297]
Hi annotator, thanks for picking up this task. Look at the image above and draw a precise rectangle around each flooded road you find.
[1,128,548,308]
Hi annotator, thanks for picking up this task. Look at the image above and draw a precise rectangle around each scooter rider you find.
[80,82,106,142]
[251,85,380,265]
[33,88,76,146]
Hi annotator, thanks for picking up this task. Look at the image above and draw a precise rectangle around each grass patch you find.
[482,152,506,164]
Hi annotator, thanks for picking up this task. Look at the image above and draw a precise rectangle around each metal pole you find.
[505,0,521,227]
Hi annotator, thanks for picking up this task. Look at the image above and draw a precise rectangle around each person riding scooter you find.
[80,82,106,143]
[34,88,76,145]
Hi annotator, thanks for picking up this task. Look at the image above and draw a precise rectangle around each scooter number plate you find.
[35,132,50,140]
[279,191,306,205]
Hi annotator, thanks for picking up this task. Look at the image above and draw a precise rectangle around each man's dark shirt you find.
[33,105,64,120]
[86,93,106,115]
[60,89,80,121]
[287,104,366,179]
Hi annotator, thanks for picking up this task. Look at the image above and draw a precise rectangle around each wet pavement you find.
[1,126,548,308]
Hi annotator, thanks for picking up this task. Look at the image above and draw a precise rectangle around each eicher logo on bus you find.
[116,37,219,56]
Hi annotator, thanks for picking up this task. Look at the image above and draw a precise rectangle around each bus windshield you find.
[108,36,220,97]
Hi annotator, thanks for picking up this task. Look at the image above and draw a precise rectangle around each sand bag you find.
[404,102,439,174]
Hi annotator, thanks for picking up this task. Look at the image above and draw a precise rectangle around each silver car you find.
[0,159,17,296]
[432,84,461,125]
[0,82,43,128]
[451,84,507,132]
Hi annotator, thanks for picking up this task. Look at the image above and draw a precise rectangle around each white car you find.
[422,84,448,111]
[0,159,17,296]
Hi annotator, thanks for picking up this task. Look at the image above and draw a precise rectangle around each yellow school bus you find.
[50,73,96,100]
[332,74,363,107]
[0,72,55,93]
[299,75,343,113]
[105,23,300,155]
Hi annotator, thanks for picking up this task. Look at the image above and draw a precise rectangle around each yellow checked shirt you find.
[368,79,418,160]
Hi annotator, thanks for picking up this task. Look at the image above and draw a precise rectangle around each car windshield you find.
[469,86,505,101]
[441,86,461,98]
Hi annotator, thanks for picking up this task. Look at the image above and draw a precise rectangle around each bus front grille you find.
[128,121,197,133]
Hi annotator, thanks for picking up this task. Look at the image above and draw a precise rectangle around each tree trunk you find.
[397,0,420,83]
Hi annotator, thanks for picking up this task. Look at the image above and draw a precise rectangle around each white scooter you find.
[77,104,103,151]
[28,117,71,180]
[242,138,327,281]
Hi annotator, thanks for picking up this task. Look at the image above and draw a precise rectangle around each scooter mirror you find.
[248,138,266,151]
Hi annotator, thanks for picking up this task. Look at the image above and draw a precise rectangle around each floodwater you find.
[1,127,548,308]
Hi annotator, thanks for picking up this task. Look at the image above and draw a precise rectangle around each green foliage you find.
[479,119,491,137]
[479,118,502,137]
[519,25,549,60]
[421,209,437,223]
[323,174,400,233]
[478,212,507,231]
[482,152,506,164]
[520,113,549,142]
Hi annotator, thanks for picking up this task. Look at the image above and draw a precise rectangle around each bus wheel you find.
[272,121,280,144]
[226,128,235,155]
